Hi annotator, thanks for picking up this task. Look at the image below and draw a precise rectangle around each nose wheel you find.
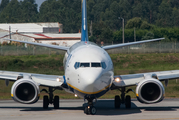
[84,106,97,115]
[84,99,97,115]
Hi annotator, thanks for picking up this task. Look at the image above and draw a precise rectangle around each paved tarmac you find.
[0,99,179,120]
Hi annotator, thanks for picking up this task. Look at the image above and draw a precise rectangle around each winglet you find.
[81,0,89,42]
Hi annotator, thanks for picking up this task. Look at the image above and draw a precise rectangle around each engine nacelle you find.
[11,79,40,104]
[136,79,165,104]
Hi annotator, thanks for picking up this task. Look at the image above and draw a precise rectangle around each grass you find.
[1,53,179,99]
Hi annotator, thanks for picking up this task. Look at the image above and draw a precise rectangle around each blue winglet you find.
[81,0,89,42]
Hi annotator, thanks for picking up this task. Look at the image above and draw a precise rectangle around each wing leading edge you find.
[102,38,165,50]
[3,38,69,51]
[0,70,64,87]
[112,70,179,88]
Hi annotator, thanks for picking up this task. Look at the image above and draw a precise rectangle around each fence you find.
[106,42,179,54]
[0,45,65,56]
[0,42,178,56]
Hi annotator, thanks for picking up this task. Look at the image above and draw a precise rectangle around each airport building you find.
[0,22,81,47]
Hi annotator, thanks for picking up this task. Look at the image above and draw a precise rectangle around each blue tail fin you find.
[81,0,89,42]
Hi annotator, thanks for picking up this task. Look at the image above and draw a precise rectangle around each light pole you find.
[118,17,125,43]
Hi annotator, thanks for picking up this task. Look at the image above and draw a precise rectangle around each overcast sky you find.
[0,0,46,10]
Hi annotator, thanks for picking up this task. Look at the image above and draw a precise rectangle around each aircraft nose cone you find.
[79,69,102,93]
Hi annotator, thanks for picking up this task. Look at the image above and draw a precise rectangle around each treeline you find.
[1,0,179,43]
[111,27,179,44]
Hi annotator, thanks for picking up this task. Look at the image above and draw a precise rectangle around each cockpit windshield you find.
[91,63,101,67]
[74,62,107,69]
[80,63,90,67]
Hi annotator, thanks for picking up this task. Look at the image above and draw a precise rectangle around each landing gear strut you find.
[84,99,97,115]
[114,87,132,109]
[41,87,59,109]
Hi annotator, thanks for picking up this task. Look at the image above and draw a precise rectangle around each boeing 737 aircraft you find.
[0,0,178,115]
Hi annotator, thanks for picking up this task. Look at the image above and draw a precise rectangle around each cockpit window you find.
[91,63,101,67]
[101,62,107,69]
[74,62,80,69]
[80,63,90,67]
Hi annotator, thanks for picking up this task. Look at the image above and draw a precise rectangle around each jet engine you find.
[136,79,165,104]
[11,79,40,104]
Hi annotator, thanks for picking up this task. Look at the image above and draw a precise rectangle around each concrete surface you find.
[0,99,179,120]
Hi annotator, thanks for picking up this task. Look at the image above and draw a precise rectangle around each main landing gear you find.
[41,87,59,109]
[84,99,97,115]
[115,87,133,109]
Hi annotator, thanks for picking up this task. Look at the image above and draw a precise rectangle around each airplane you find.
[0,0,178,115]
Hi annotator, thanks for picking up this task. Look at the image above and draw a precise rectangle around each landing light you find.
[75,94,78,97]
[115,77,121,82]
[56,78,61,82]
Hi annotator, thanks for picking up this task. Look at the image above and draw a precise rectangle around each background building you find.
[0,22,81,47]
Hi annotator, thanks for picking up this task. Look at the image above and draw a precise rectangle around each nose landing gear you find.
[84,106,97,115]
[84,99,97,115]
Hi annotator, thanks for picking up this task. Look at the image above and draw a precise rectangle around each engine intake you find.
[11,79,40,104]
[136,79,164,104]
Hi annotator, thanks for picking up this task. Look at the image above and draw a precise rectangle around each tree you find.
[91,21,113,44]
[1,0,179,39]
[170,0,179,8]
[156,1,173,27]
[132,1,143,18]
[118,0,132,21]
[0,0,38,23]
[171,7,179,27]
[39,0,81,33]
[0,0,9,12]
[125,17,142,29]
[140,21,153,30]
[39,0,59,22]
[20,0,38,22]
[147,0,162,24]
[142,32,154,40]
[87,0,95,21]
[0,0,21,23]
[100,1,121,30]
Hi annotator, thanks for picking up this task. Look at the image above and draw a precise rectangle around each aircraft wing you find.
[0,70,64,87]
[112,70,179,88]
[102,38,165,50]
[4,38,69,51]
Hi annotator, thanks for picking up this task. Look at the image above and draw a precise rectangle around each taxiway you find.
[0,99,179,120]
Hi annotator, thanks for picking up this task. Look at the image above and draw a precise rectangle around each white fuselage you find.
[63,42,114,99]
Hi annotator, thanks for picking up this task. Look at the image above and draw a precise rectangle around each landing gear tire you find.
[125,95,131,109]
[84,106,89,114]
[43,95,49,109]
[115,95,121,109]
[90,106,97,115]
[53,96,59,109]
[84,106,97,115]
